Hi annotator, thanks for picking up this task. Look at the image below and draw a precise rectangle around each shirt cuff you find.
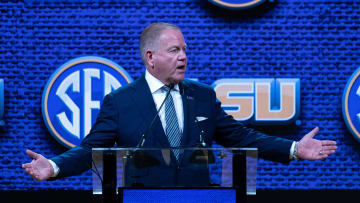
[49,159,60,177]
[289,141,298,160]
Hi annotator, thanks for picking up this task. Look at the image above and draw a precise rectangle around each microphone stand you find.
[125,83,175,187]
[136,83,175,148]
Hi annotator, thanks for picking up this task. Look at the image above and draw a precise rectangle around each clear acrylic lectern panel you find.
[92,148,257,195]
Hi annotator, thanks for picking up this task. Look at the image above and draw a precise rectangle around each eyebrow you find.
[168,44,187,50]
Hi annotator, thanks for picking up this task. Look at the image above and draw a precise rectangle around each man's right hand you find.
[22,149,54,181]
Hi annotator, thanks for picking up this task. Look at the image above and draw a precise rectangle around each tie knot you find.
[162,85,171,92]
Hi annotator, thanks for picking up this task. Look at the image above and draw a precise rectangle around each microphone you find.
[195,117,207,148]
[136,83,175,147]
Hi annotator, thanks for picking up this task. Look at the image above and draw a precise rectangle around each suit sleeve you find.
[211,88,293,163]
[50,93,119,178]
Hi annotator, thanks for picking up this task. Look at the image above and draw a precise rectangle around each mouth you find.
[177,65,186,70]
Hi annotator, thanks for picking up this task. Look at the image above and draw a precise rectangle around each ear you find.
[145,50,155,68]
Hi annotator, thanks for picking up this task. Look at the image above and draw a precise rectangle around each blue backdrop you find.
[0,0,359,191]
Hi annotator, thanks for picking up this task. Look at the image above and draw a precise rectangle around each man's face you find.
[148,28,187,85]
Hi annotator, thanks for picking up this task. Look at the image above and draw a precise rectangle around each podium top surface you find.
[92,147,258,151]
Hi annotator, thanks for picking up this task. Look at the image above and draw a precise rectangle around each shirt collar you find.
[145,69,180,94]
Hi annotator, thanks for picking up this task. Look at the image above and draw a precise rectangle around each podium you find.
[92,148,257,203]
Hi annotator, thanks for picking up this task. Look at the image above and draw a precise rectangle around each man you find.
[22,22,337,183]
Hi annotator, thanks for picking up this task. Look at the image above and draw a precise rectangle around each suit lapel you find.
[179,81,198,147]
[129,75,170,148]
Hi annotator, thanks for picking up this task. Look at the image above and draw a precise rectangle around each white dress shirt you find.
[145,70,184,133]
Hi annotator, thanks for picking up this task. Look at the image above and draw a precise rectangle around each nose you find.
[178,49,186,61]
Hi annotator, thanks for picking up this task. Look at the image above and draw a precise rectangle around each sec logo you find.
[42,56,133,148]
[208,0,267,10]
[343,67,360,142]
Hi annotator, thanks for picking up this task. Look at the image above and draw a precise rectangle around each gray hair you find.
[140,22,181,65]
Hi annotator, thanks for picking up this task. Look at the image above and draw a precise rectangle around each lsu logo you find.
[0,79,4,126]
[42,56,133,148]
[208,0,267,10]
[343,67,360,142]
[214,78,300,124]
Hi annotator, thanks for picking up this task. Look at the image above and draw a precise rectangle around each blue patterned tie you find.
[162,85,182,160]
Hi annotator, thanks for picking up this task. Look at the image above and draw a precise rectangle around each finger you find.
[314,153,328,160]
[321,140,337,146]
[322,146,337,151]
[35,173,46,181]
[33,176,40,181]
[305,127,319,139]
[26,169,36,177]
[22,163,32,168]
[26,149,40,160]
[35,175,40,181]
[322,149,336,155]
[25,168,31,174]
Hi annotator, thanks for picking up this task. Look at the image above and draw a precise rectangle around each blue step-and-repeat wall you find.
[1,0,360,192]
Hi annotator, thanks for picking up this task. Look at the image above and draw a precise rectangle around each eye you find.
[169,48,179,53]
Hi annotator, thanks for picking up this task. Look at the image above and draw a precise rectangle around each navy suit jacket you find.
[51,75,293,185]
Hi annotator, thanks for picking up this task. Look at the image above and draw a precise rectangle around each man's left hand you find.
[297,127,337,160]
